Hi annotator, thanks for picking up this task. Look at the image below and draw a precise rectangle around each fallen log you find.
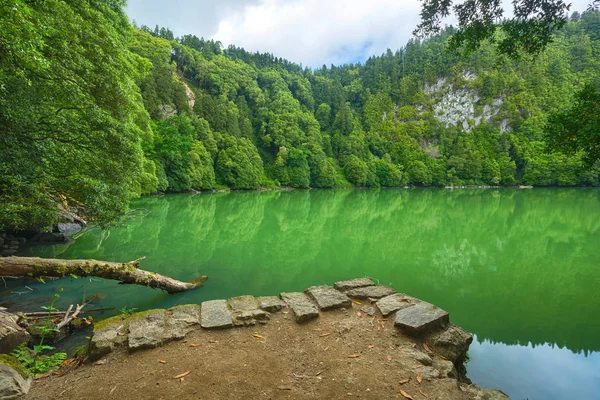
[0,256,206,294]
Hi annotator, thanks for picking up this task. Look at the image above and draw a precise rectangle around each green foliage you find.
[546,83,600,165]
[119,306,139,318]
[10,289,67,376]
[2,4,600,232]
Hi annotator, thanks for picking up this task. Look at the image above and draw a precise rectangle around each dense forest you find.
[1,1,600,231]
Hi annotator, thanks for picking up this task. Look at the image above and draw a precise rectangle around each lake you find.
[7,188,600,399]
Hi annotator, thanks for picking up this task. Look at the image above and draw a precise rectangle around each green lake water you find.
[5,188,600,399]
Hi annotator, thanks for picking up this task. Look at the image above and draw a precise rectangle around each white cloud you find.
[128,0,595,68]
[212,0,422,67]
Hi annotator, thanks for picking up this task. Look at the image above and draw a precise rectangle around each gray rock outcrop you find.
[0,355,32,400]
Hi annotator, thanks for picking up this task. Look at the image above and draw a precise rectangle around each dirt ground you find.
[26,306,484,400]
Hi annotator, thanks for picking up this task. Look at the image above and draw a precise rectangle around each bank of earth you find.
[26,279,507,399]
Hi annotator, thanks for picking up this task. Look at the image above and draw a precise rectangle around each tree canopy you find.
[1,1,600,232]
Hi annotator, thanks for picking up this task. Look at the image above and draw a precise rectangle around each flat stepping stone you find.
[305,285,351,310]
[228,295,269,326]
[128,309,166,351]
[334,278,374,291]
[395,302,449,335]
[165,305,201,341]
[280,292,319,323]
[257,296,286,313]
[89,315,128,360]
[376,293,420,316]
[201,300,233,329]
[346,285,396,299]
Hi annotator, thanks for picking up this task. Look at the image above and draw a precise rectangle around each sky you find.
[126,0,593,68]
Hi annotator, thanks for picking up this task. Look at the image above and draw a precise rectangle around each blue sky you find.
[126,0,592,68]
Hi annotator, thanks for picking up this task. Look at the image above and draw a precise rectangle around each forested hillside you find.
[1,1,599,231]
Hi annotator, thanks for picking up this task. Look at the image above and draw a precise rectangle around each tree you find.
[0,0,152,231]
[415,0,573,57]
[545,83,600,165]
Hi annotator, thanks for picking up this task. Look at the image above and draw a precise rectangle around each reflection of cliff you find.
[25,188,600,354]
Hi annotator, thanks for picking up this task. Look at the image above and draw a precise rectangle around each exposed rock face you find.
[376,293,420,316]
[279,292,319,323]
[305,286,351,310]
[228,296,269,326]
[89,315,128,360]
[427,323,473,363]
[395,302,449,335]
[165,305,201,341]
[0,311,30,354]
[200,300,233,329]
[256,296,286,313]
[346,285,396,299]
[0,355,32,399]
[464,386,511,400]
[56,223,82,235]
[128,310,166,351]
[424,75,506,133]
[333,278,374,291]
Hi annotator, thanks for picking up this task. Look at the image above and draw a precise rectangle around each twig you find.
[57,303,86,329]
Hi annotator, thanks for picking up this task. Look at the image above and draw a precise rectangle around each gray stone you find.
[433,358,457,379]
[346,285,396,299]
[360,306,376,316]
[333,278,374,291]
[57,222,82,235]
[400,348,432,366]
[395,302,449,335]
[427,324,473,363]
[464,386,510,400]
[29,232,68,243]
[128,309,166,351]
[420,366,441,380]
[228,295,269,326]
[200,300,233,329]
[257,296,286,313]
[280,292,319,323]
[0,355,32,400]
[375,293,420,316]
[1,249,17,257]
[305,286,351,310]
[89,315,128,360]
[0,311,30,354]
[165,305,201,341]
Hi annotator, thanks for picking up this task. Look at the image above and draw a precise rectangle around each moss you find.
[94,314,128,331]
[0,354,32,379]
[125,309,165,324]
[189,275,208,287]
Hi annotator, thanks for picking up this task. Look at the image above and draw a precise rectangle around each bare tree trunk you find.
[0,256,206,294]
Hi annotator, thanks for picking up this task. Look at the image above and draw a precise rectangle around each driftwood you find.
[0,256,206,294]
[23,307,113,317]
[56,303,86,329]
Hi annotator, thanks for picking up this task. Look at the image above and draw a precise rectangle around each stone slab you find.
[346,285,396,299]
[333,278,375,291]
[257,296,286,313]
[394,302,449,335]
[228,295,269,326]
[0,355,32,400]
[165,305,201,341]
[376,293,420,316]
[427,323,473,363]
[89,315,128,360]
[200,300,233,329]
[280,292,319,323]
[305,286,351,310]
[128,309,166,351]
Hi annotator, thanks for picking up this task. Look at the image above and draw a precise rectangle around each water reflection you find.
[469,337,600,399]
[6,188,600,397]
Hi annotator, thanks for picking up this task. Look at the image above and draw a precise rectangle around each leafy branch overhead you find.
[415,0,582,57]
